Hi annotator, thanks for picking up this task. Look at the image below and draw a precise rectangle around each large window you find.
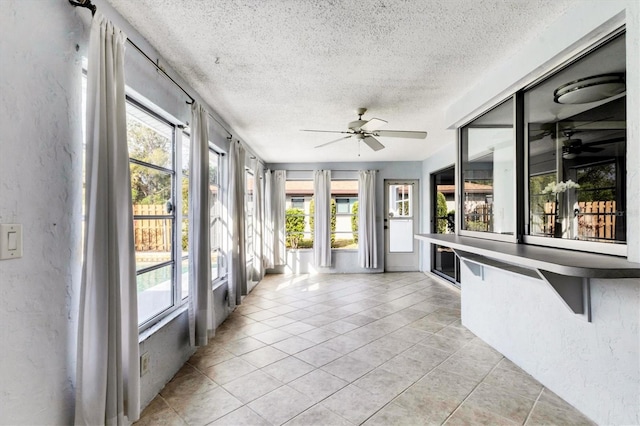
[245,169,254,272]
[460,98,515,238]
[127,100,183,326]
[285,180,313,249]
[209,149,223,281]
[331,180,359,249]
[180,131,190,300]
[525,32,626,252]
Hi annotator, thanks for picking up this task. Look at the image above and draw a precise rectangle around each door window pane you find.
[461,98,515,235]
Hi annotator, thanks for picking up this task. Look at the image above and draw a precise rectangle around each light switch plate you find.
[0,224,23,260]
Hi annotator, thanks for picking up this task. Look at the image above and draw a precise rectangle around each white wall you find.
[0,1,237,422]
[442,1,640,424]
[0,3,85,424]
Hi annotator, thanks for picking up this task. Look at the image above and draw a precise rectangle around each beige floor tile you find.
[261,356,316,383]
[240,345,288,368]
[445,403,518,426]
[294,344,343,367]
[321,354,376,382]
[208,406,271,426]
[222,370,283,403]
[386,325,432,343]
[202,357,257,385]
[321,320,360,334]
[320,335,366,354]
[408,317,448,333]
[353,368,414,400]
[463,382,535,424]
[271,335,317,355]
[378,352,441,381]
[289,369,348,403]
[134,396,187,426]
[483,365,543,400]
[362,402,429,426]
[167,386,243,426]
[260,315,297,328]
[349,342,399,367]
[421,333,467,354]
[435,325,477,343]
[252,328,293,345]
[160,368,218,401]
[525,400,596,426]
[222,336,266,356]
[187,347,235,370]
[321,384,390,425]
[284,404,353,426]
[297,328,340,346]
[278,321,317,335]
[238,322,274,337]
[248,385,315,425]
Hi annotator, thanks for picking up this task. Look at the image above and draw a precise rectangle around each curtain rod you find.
[69,0,234,139]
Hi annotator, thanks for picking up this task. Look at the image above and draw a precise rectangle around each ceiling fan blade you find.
[375,130,427,139]
[360,118,388,132]
[315,135,352,149]
[583,136,625,147]
[301,129,351,134]
[362,136,385,151]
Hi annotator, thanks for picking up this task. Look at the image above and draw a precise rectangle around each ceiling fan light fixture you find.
[554,73,625,104]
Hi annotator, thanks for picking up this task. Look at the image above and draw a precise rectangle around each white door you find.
[384,180,419,271]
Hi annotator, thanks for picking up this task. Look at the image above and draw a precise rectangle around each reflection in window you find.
[526,33,626,245]
[461,98,515,235]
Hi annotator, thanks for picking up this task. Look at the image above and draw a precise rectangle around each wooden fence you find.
[133,204,172,252]
[543,200,617,240]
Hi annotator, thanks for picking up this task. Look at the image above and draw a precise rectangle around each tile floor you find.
[135,272,595,426]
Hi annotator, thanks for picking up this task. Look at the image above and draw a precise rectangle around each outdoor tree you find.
[285,208,305,248]
[351,201,359,243]
[437,192,448,234]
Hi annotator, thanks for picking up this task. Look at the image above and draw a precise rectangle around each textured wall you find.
[0,2,86,424]
[461,266,640,424]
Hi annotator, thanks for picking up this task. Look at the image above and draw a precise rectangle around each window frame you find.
[456,28,627,256]
[126,96,189,332]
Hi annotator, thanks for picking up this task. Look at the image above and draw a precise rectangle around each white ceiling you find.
[105,0,579,163]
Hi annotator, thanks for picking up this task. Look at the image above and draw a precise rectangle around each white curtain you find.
[253,161,265,280]
[188,102,213,346]
[358,170,378,268]
[229,141,246,307]
[314,170,332,267]
[263,170,275,269]
[75,13,140,425]
[272,170,287,266]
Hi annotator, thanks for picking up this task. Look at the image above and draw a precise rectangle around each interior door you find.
[384,180,419,271]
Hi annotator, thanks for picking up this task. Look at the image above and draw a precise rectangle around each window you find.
[209,149,224,281]
[460,98,515,239]
[127,100,184,326]
[388,185,412,218]
[525,32,626,253]
[331,180,358,249]
[180,131,190,299]
[285,180,313,249]
[245,169,254,269]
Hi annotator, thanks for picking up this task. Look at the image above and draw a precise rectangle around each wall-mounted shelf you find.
[416,234,640,322]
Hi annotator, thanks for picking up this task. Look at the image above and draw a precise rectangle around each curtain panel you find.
[273,170,287,266]
[75,13,140,425]
[263,170,275,269]
[314,170,332,267]
[188,102,213,346]
[358,170,378,268]
[228,141,246,307]
[253,161,265,280]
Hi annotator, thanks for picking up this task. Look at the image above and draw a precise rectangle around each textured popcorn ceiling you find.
[105,0,577,163]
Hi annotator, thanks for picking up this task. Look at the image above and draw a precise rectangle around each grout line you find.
[523,386,545,425]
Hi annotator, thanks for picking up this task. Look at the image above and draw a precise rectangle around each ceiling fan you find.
[301,108,427,152]
[562,130,624,159]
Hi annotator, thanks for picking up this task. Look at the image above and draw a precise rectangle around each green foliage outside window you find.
[285,208,306,249]
[436,192,448,234]
[351,201,359,243]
